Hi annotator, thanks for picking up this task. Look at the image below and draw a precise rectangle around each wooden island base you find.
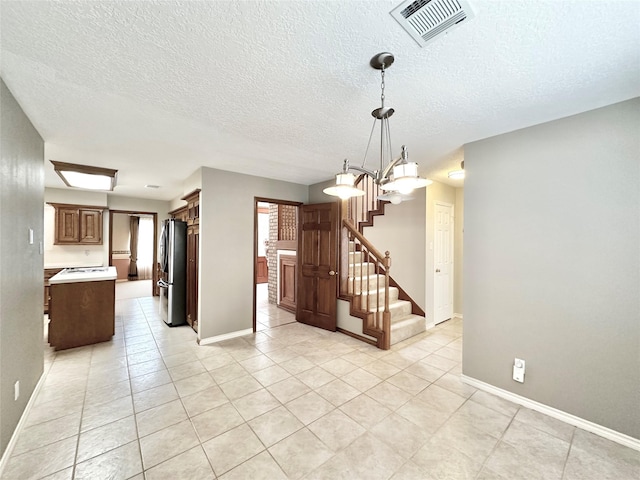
[49,278,115,351]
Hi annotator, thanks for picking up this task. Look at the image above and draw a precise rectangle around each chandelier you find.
[324,52,431,201]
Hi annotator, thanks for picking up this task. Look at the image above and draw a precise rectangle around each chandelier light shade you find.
[323,160,366,200]
[51,160,118,191]
[324,52,431,203]
[381,156,433,194]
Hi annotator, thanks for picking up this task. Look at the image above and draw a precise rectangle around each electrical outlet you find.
[513,358,525,383]
[14,380,20,401]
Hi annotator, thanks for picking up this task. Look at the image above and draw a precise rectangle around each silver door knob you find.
[329,270,337,276]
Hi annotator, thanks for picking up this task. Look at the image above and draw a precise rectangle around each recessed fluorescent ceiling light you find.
[50,160,118,191]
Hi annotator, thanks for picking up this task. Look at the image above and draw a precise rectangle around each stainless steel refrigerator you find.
[158,219,187,326]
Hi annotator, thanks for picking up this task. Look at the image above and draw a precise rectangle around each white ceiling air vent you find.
[390,0,474,47]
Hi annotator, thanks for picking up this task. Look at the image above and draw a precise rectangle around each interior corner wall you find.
[308,179,334,204]
[463,98,640,439]
[454,187,464,315]
[0,79,45,456]
[363,190,427,310]
[170,168,202,212]
[198,168,308,341]
[111,213,131,251]
[425,181,457,325]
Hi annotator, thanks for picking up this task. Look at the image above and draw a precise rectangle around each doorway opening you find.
[109,210,158,300]
[253,198,302,332]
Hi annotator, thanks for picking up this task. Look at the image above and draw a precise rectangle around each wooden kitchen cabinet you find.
[56,207,79,243]
[49,274,116,350]
[49,203,105,245]
[187,223,199,332]
[168,205,188,222]
[279,255,297,312]
[79,209,102,243]
[172,189,200,333]
[44,268,63,314]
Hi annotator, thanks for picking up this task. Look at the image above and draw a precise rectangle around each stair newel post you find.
[340,216,351,296]
[382,251,391,350]
[360,244,366,318]
[375,250,381,330]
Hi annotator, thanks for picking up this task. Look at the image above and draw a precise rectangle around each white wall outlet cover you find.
[29,228,34,244]
[513,358,525,383]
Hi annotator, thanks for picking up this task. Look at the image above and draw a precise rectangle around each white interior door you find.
[434,202,454,324]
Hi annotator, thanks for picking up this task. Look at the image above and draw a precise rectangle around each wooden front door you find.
[296,202,339,331]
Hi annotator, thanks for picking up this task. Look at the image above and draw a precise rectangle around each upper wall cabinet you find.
[49,203,106,245]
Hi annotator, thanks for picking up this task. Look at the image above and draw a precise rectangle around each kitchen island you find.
[48,266,117,350]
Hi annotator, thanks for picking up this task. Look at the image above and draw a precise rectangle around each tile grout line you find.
[560,425,578,480]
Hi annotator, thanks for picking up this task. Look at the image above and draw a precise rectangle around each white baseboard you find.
[426,321,436,330]
[461,375,640,452]
[198,328,253,346]
[0,370,47,477]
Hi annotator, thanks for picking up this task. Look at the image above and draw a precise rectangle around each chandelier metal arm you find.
[347,154,402,186]
[323,52,431,201]
[347,164,378,179]
[378,155,404,182]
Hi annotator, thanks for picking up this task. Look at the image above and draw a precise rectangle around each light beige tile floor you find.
[2,292,638,479]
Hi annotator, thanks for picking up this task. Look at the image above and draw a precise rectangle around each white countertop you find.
[49,266,117,284]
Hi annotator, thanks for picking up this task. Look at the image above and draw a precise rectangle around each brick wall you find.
[268,203,278,304]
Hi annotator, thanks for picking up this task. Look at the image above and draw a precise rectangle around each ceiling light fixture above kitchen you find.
[51,160,118,191]
[448,161,465,180]
[324,52,431,202]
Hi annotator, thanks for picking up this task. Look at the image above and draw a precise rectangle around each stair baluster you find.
[341,219,391,350]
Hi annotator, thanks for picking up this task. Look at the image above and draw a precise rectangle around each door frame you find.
[433,201,454,324]
[108,210,158,296]
[253,197,303,333]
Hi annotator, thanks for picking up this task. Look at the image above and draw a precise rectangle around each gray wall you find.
[463,98,640,438]
[199,167,308,340]
[454,187,464,315]
[0,79,45,455]
[308,179,333,204]
[359,191,426,310]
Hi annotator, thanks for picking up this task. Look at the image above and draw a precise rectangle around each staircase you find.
[338,174,426,349]
[347,243,426,346]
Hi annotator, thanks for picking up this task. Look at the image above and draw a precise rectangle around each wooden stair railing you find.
[348,174,387,233]
[340,219,391,350]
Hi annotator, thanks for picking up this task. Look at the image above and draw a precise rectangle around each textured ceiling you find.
[1,1,639,200]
